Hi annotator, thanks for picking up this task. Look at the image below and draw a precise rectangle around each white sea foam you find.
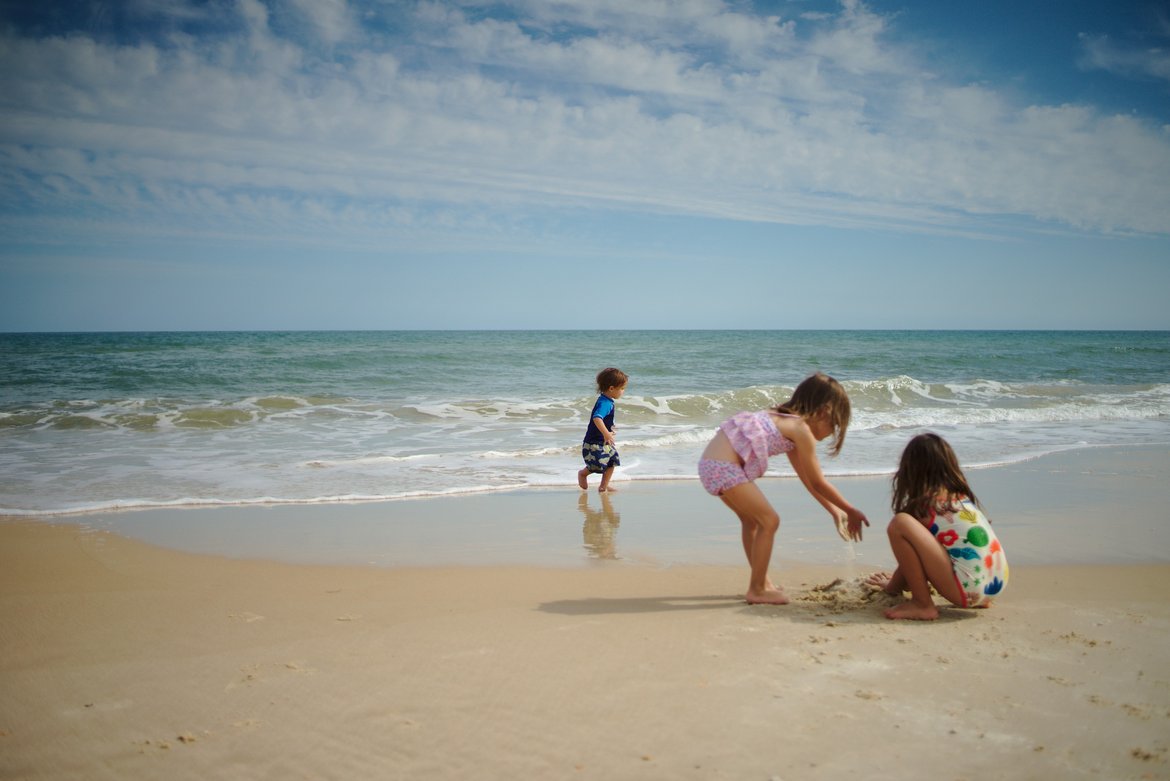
[3,329,1169,515]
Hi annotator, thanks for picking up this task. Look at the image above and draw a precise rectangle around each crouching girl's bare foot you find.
[883,601,940,621]
[577,469,589,490]
[746,586,790,605]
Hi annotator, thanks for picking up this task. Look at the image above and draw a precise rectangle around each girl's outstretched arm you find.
[782,422,869,541]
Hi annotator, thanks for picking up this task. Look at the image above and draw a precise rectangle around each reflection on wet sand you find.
[578,492,621,559]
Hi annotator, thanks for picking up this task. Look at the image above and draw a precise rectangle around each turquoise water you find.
[1,330,1168,515]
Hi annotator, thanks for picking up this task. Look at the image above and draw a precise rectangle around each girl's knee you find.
[757,511,780,533]
[741,512,779,532]
[887,512,918,537]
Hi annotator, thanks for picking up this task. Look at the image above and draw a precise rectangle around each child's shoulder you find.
[934,493,981,515]
[768,410,810,434]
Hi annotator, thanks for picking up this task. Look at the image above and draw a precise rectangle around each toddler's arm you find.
[592,417,615,446]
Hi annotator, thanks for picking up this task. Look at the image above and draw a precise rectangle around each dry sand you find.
[4,445,1170,779]
[2,518,1168,779]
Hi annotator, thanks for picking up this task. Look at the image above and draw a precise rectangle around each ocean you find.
[1,330,1168,516]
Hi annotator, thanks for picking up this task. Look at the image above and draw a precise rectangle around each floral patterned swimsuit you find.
[927,497,1008,607]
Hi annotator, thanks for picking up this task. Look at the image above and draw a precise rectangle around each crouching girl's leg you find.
[883,512,964,620]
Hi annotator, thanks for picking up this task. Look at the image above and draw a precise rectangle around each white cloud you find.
[806,0,903,76]
[1080,33,1170,83]
[0,0,1168,250]
[124,0,219,23]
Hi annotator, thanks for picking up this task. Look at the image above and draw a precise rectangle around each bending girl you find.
[698,372,868,605]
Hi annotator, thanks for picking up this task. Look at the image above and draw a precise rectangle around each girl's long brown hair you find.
[774,372,851,456]
[891,433,980,519]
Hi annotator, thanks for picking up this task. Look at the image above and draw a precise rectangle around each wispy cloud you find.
[1079,32,1170,84]
[1,0,1168,256]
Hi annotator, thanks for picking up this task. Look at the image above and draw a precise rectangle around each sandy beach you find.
[2,447,1169,779]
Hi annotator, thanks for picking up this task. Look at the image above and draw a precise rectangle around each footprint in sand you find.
[228,612,265,623]
[232,719,263,730]
[226,661,313,690]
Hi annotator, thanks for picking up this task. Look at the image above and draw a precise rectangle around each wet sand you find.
[2,446,1169,779]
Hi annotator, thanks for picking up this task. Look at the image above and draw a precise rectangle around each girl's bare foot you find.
[746,587,790,605]
[577,470,589,490]
[599,485,618,493]
[884,601,940,621]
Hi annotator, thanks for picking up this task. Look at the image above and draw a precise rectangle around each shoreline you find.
[3,443,1170,778]
[7,443,1169,570]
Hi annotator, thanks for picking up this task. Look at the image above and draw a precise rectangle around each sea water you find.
[1,330,1168,516]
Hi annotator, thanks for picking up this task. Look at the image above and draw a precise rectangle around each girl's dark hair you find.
[891,433,980,519]
[596,367,628,392]
[774,372,850,456]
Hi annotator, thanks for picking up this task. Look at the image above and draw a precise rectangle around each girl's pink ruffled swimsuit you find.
[698,411,796,495]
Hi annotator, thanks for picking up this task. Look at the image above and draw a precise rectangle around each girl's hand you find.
[831,507,850,541]
[845,507,869,542]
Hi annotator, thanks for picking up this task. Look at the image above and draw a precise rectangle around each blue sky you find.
[1,0,1168,331]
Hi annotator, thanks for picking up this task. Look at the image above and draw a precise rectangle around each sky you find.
[1,0,1169,332]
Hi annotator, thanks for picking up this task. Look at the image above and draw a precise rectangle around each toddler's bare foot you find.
[746,587,789,605]
[599,485,618,493]
[884,601,940,621]
[577,470,589,490]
